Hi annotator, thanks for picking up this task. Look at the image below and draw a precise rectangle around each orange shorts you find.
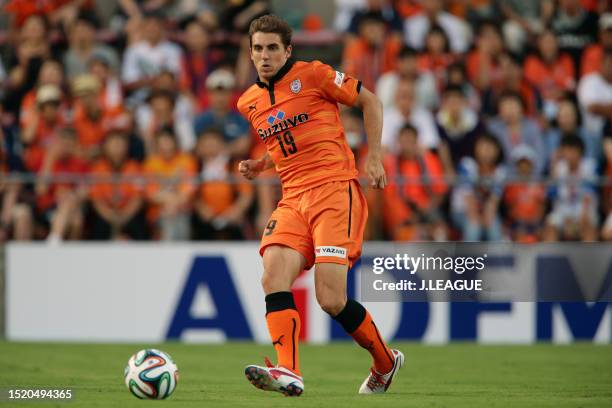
[260,179,368,270]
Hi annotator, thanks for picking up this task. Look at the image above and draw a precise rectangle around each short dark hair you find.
[357,10,385,27]
[442,84,465,97]
[249,14,292,48]
[498,90,526,111]
[198,127,224,140]
[475,132,504,164]
[560,133,585,154]
[398,46,418,59]
[399,123,418,138]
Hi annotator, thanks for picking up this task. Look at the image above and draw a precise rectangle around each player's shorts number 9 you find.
[264,219,277,236]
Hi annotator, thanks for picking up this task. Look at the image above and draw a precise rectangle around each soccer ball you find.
[124,349,179,399]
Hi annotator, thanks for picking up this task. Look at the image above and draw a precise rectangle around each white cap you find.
[206,69,236,90]
[511,144,537,163]
[600,13,612,30]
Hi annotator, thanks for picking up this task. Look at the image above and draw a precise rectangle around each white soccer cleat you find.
[244,357,304,397]
[358,349,404,394]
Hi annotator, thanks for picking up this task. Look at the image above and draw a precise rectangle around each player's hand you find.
[365,153,387,189]
[238,159,265,180]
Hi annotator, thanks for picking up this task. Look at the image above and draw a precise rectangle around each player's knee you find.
[316,293,346,317]
[261,269,285,293]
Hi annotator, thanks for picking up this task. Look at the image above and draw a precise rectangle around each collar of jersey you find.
[255,59,296,89]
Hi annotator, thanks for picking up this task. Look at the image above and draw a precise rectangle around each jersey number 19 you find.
[276,131,297,157]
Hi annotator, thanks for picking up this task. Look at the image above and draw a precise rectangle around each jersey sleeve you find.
[312,61,361,107]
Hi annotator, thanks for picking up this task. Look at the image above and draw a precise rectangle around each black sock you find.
[333,299,367,333]
[265,291,297,315]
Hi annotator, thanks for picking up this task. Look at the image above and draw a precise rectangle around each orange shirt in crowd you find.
[89,159,142,209]
[417,53,456,88]
[36,155,88,211]
[72,103,128,149]
[394,0,423,18]
[581,44,603,77]
[238,60,362,194]
[524,53,575,100]
[198,166,253,216]
[143,153,197,220]
[383,152,448,229]
[504,182,547,224]
[466,51,503,89]
[341,37,402,91]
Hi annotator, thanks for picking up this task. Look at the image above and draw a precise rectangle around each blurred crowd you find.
[0,0,611,243]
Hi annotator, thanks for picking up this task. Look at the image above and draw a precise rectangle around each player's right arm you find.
[239,153,274,180]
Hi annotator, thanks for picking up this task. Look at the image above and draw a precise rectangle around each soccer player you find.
[237,15,403,396]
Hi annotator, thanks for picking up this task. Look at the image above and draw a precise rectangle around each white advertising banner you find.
[6,243,611,344]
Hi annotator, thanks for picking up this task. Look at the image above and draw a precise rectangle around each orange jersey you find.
[237,60,361,194]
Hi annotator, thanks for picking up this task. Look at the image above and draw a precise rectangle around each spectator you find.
[341,10,402,91]
[179,19,224,111]
[35,127,88,243]
[451,133,506,241]
[503,145,547,243]
[466,19,505,91]
[89,131,146,240]
[2,15,51,119]
[21,84,67,172]
[436,84,485,172]
[376,46,438,110]
[446,62,480,111]
[523,30,576,121]
[138,89,179,155]
[121,11,183,94]
[487,91,545,174]
[143,128,197,240]
[192,129,254,240]
[19,59,66,132]
[552,0,599,72]
[544,134,598,241]
[416,25,456,89]
[577,49,612,136]
[63,11,119,77]
[346,0,404,37]
[88,52,123,110]
[481,53,542,118]
[71,74,130,161]
[544,96,600,168]
[381,78,440,152]
[0,147,32,241]
[500,0,553,54]
[581,13,612,77]
[404,0,472,53]
[193,69,251,159]
[137,71,196,153]
[383,124,448,241]
[220,0,270,33]
[334,0,368,32]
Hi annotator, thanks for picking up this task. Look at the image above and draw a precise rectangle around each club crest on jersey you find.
[290,79,301,93]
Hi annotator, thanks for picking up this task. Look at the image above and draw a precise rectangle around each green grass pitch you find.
[0,342,611,407]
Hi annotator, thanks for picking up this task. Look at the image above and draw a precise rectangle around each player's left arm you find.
[353,87,387,189]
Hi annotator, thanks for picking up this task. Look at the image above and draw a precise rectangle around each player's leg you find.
[315,263,403,390]
[261,245,305,374]
[245,203,313,397]
[309,180,403,393]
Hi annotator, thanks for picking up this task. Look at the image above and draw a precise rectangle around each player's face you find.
[250,32,292,82]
